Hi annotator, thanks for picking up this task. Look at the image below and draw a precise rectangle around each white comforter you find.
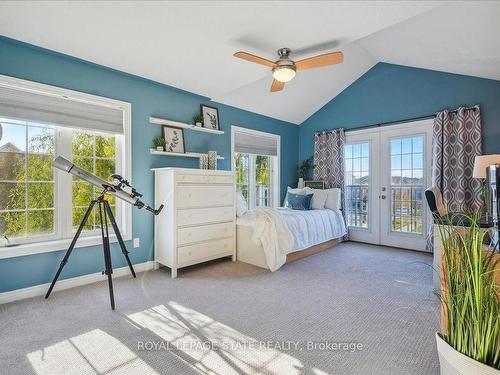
[239,208,347,270]
[250,209,294,272]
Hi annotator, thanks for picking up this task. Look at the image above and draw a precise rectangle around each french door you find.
[345,120,433,251]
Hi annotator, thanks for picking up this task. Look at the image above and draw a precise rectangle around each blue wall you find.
[299,63,500,161]
[0,36,299,293]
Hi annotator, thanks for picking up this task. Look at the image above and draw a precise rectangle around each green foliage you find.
[0,127,117,239]
[437,211,500,369]
[297,156,314,179]
[192,114,203,124]
[152,136,166,148]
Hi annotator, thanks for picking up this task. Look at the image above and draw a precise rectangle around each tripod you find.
[45,188,136,310]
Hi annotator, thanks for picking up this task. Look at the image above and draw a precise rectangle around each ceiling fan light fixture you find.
[272,66,296,83]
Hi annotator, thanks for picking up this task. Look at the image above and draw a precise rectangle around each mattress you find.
[237,208,347,254]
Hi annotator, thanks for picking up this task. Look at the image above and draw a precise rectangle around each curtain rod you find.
[314,105,478,135]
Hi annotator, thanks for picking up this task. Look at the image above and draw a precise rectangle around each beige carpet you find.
[0,242,440,375]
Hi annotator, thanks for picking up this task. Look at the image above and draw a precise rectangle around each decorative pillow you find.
[305,187,328,209]
[287,193,313,210]
[235,192,248,217]
[324,188,342,210]
[283,186,306,207]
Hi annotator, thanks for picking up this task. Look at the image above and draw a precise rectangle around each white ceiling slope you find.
[359,1,500,82]
[0,1,498,125]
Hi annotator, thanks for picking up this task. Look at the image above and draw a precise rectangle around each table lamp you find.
[473,155,500,222]
[473,155,500,179]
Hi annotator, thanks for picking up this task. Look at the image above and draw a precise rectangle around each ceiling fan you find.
[233,48,343,92]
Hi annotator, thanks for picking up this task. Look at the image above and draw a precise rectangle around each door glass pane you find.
[345,142,369,229]
[390,135,424,234]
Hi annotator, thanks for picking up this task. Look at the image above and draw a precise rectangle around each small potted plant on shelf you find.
[193,114,203,127]
[152,136,166,152]
[435,211,499,375]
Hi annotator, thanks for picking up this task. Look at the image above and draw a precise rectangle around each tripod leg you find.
[99,202,115,310]
[45,200,96,299]
[104,201,136,278]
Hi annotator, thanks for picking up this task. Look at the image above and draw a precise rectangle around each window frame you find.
[0,74,132,260]
[231,126,280,210]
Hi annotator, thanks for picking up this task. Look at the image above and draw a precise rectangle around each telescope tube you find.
[53,156,163,215]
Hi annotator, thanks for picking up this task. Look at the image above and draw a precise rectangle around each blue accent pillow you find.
[286,193,313,210]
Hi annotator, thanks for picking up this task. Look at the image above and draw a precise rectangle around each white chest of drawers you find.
[152,167,236,278]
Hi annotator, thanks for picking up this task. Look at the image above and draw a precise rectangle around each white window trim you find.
[0,75,132,260]
[231,125,280,208]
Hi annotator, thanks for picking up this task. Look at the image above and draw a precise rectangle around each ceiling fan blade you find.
[295,52,344,70]
[271,79,285,92]
[234,51,276,68]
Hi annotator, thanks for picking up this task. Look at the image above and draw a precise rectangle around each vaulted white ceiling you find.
[0,1,498,125]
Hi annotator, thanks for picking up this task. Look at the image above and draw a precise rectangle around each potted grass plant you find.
[152,136,166,151]
[297,156,314,188]
[435,211,500,374]
[193,114,203,127]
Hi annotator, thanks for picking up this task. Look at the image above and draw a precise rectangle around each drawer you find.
[177,174,234,185]
[177,185,233,208]
[177,237,233,265]
[178,222,233,246]
[178,206,234,226]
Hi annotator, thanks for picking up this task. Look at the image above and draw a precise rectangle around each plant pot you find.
[195,122,202,127]
[436,333,499,375]
[156,146,164,151]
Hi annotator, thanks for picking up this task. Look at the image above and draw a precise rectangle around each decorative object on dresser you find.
[201,105,220,130]
[199,154,209,169]
[152,168,236,278]
[163,125,185,154]
[208,150,218,170]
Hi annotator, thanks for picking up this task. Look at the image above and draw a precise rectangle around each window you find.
[72,130,117,231]
[0,75,131,253]
[390,136,424,233]
[235,153,273,208]
[344,142,370,228]
[232,126,280,210]
[0,119,55,240]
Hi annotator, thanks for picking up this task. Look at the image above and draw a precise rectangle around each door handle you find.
[381,195,386,199]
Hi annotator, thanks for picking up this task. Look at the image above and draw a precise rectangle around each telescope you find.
[46,156,164,310]
[53,156,163,215]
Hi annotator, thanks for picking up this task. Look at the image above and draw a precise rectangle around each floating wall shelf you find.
[150,149,224,160]
[149,116,224,135]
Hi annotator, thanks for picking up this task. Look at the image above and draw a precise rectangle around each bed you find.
[236,207,347,270]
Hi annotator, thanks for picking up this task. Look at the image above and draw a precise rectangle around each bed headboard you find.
[304,180,325,189]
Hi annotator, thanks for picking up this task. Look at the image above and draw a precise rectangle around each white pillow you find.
[235,192,248,217]
[305,187,328,210]
[324,188,341,210]
[283,186,306,207]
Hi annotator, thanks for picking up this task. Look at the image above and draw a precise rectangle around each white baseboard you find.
[0,261,155,305]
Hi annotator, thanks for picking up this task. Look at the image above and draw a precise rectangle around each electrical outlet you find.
[133,238,140,248]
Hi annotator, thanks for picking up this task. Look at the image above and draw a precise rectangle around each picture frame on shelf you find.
[163,125,186,154]
[201,104,220,130]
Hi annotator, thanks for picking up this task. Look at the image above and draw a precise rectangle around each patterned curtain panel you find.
[427,105,482,251]
[431,106,482,212]
[313,129,347,228]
